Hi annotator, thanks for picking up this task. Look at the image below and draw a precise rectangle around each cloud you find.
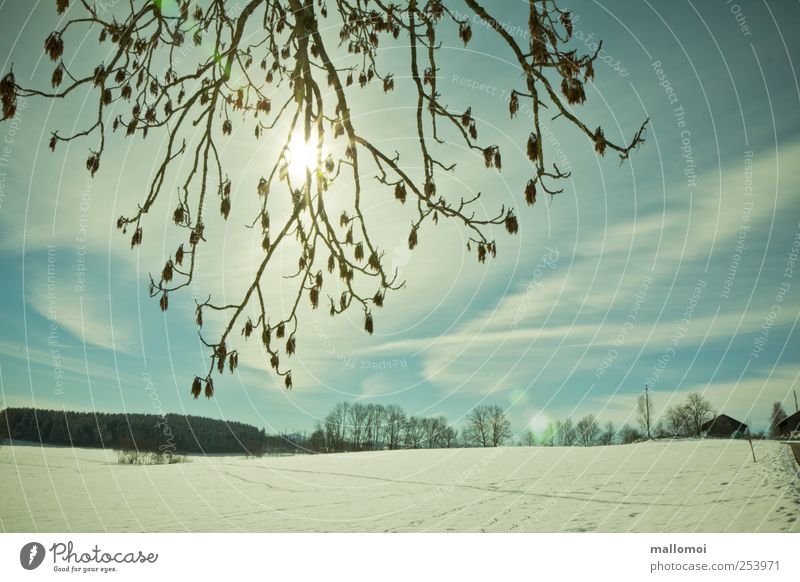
[24,250,137,354]
[363,138,800,401]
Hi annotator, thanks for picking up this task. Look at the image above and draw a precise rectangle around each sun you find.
[286,131,318,181]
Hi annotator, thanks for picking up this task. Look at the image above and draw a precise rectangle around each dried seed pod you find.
[204,377,214,399]
[1,72,16,121]
[408,226,418,250]
[162,260,174,282]
[527,134,539,162]
[191,377,202,399]
[394,183,407,203]
[131,226,143,248]
[44,33,64,61]
[461,107,471,127]
[509,91,519,118]
[505,213,519,235]
[159,292,169,311]
[51,64,63,88]
[483,148,493,168]
[220,196,230,219]
[364,312,374,335]
[459,22,472,45]
[594,127,607,156]
[525,179,537,206]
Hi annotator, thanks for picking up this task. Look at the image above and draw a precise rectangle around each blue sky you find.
[0,0,799,435]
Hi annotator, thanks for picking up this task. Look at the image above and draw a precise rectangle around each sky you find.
[0,0,798,436]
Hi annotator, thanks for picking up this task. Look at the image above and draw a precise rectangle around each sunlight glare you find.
[287,131,318,181]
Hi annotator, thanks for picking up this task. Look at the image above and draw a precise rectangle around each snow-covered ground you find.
[1,439,798,532]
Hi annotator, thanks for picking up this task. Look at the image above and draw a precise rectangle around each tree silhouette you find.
[0,0,646,396]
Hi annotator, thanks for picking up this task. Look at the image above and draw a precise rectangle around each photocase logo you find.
[20,542,46,570]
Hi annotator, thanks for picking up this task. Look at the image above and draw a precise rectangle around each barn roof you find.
[700,414,748,431]
[776,409,800,431]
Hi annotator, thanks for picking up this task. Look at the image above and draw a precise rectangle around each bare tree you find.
[637,385,653,439]
[769,401,787,438]
[421,415,448,448]
[363,403,385,450]
[521,429,536,446]
[541,421,557,446]
[383,404,406,450]
[464,405,492,447]
[403,416,424,449]
[618,424,640,444]
[576,414,599,446]
[598,421,615,445]
[442,425,458,448]
[664,404,691,437]
[557,417,576,446]
[0,1,646,396]
[684,392,714,437]
[488,406,512,446]
[347,402,370,450]
[324,401,349,452]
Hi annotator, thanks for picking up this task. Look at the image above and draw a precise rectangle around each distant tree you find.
[347,402,370,450]
[308,424,326,453]
[637,385,653,439]
[421,416,448,449]
[541,422,557,446]
[324,402,350,452]
[684,392,714,437]
[769,402,788,438]
[618,424,640,444]
[384,404,406,450]
[442,426,458,448]
[576,414,600,446]
[521,429,536,447]
[653,419,669,439]
[403,416,424,449]
[464,405,492,447]
[599,421,615,445]
[558,417,577,446]
[664,404,691,437]
[363,403,386,450]
[488,406,513,446]
[464,405,511,447]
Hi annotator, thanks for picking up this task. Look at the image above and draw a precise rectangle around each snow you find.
[1,439,798,532]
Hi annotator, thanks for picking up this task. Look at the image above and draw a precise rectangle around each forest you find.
[0,407,266,455]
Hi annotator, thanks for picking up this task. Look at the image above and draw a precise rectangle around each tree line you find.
[4,392,792,457]
[306,402,512,453]
[0,407,265,455]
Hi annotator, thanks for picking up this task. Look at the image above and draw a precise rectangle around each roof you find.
[776,409,800,430]
[700,414,748,431]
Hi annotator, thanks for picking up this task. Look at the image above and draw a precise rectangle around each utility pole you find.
[794,389,798,413]
[645,384,652,439]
